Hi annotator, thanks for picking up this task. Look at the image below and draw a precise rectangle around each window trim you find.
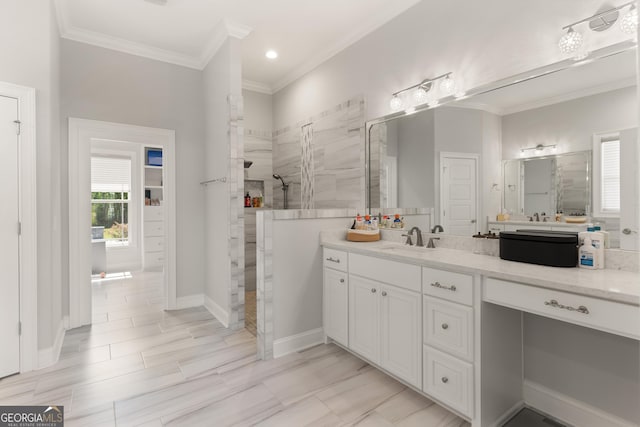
[592,132,621,218]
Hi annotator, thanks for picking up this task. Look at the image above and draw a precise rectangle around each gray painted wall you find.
[0,0,62,349]
[61,40,206,304]
[502,86,637,160]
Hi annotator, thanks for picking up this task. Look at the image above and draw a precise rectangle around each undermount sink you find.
[377,243,435,252]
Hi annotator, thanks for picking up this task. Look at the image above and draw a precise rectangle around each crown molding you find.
[55,0,252,71]
[271,0,421,93]
[199,19,253,69]
[242,79,274,95]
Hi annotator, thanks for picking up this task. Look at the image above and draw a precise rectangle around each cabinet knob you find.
[381,291,387,296]
[371,288,377,293]
[441,377,449,384]
[441,323,449,330]
[339,278,345,283]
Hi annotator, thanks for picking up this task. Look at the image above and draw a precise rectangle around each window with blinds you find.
[91,156,132,246]
[600,138,620,213]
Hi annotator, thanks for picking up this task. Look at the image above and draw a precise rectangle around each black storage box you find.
[499,230,578,267]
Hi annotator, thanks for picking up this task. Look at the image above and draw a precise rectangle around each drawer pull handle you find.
[326,257,340,264]
[339,278,345,283]
[544,299,589,315]
[371,288,377,293]
[441,323,449,330]
[431,282,457,292]
[381,291,387,296]
[441,377,449,384]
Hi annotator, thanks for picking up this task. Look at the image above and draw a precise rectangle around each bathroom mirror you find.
[503,151,591,217]
[366,42,637,245]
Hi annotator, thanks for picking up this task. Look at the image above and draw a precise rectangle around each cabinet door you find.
[380,284,422,388]
[349,275,379,363]
[323,268,348,346]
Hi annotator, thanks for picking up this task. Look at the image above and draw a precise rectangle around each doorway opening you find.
[68,119,176,329]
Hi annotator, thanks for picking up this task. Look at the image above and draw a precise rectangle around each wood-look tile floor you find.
[0,271,470,427]
[245,291,257,336]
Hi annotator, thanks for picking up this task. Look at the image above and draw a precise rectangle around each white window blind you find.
[601,139,620,213]
[91,156,131,193]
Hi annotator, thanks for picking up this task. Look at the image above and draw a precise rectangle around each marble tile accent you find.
[301,123,315,209]
[256,210,274,360]
[273,96,366,209]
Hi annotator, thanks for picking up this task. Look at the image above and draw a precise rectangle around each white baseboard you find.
[273,328,324,359]
[38,319,66,369]
[176,294,205,309]
[524,380,637,427]
[204,294,229,328]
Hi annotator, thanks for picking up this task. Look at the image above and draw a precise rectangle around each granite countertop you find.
[320,236,640,306]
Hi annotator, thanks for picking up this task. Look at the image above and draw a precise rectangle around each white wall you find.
[202,37,243,322]
[61,40,206,304]
[272,0,628,128]
[0,0,62,350]
[502,86,637,159]
[243,90,273,132]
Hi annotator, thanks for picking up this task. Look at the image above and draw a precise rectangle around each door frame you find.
[439,152,480,235]
[68,118,177,328]
[0,81,38,373]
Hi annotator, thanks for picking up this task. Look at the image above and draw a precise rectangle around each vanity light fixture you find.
[620,4,638,34]
[520,144,557,156]
[388,72,455,112]
[559,2,637,57]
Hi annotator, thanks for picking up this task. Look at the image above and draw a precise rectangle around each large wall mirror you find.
[366,42,638,250]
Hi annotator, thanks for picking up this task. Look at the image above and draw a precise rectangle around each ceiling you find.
[55,0,421,94]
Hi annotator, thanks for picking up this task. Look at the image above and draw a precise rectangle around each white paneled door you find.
[0,95,20,378]
[441,154,478,236]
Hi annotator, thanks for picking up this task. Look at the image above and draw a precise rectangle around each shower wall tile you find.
[272,96,365,210]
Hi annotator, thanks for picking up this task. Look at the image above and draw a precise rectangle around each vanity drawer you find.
[350,253,421,292]
[422,267,473,306]
[423,345,473,418]
[144,221,163,237]
[424,296,473,361]
[144,205,163,221]
[484,277,640,340]
[144,252,164,270]
[144,236,164,252]
[323,248,348,272]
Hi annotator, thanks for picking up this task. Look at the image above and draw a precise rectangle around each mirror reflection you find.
[367,47,638,249]
[504,151,591,218]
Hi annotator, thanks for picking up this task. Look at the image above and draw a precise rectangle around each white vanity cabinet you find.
[422,266,475,417]
[323,249,349,346]
[348,257,422,388]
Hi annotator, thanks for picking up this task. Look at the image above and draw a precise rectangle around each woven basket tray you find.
[346,229,381,242]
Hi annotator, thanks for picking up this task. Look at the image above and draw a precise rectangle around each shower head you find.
[273,174,287,185]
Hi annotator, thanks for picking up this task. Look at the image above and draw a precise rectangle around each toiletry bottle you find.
[382,215,389,228]
[594,224,610,249]
[244,192,251,208]
[588,231,605,269]
[356,214,363,230]
[364,214,372,230]
[579,236,597,269]
[393,214,401,228]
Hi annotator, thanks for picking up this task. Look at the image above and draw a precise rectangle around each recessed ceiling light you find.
[265,50,278,60]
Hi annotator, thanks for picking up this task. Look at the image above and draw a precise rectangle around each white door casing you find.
[0,95,20,378]
[68,119,177,328]
[440,153,479,236]
[0,82,37,374]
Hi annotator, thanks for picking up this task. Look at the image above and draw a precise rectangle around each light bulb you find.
[558,27,583,54]
[439,75,456,96]
[265,50,278,59]
[412,87,429,105]
[620,5,638,35]
[389,95,403,112]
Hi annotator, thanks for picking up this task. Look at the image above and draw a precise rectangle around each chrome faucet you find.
[431,225,444,233]
[427,237,440,248]
[402,226,424,246]
[533,212,540,222]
